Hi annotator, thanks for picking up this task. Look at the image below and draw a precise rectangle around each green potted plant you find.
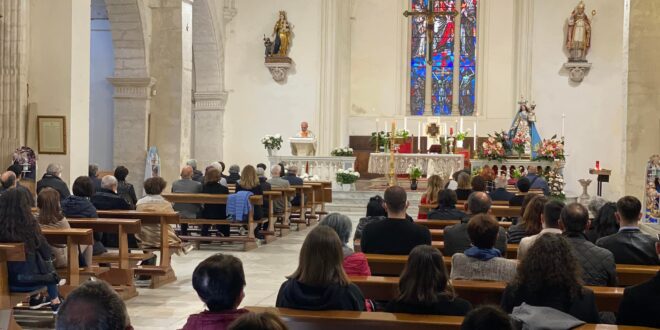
[407,164,422,191]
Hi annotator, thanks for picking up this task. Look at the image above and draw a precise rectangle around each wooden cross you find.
[404,2,458,66]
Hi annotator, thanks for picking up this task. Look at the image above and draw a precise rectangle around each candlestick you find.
[417,121,422,153]
[561,113,566,137]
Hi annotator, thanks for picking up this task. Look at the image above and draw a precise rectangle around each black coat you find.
[509,194,527,206]
[386,295,472,316]
[37,174,70,200]
[61,195,98,218]
[455,189,472,201]
[283,174,304,205]
[201,183,229,219]
[618,271,660,327]
[596,228,660,265]
[428,206,466,220]
[490,188,514,202]
[192,169,204,183]
[91,188,131,211]
[226,173,241,185]
[276,278,365,311]
[7,234,59,288]
[564,233,618,286]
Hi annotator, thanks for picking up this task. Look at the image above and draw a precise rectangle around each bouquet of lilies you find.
[261,134,283,150]
[407,164,423,180]
[331,147,354,156]
[336,168,360,184]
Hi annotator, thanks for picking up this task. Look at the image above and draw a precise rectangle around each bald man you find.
[296,121,315,138]
[172,165,202,236]
[0,171,17,190]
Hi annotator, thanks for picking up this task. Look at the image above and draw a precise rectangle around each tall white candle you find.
[444,123,448,139]
[417,121,422,153]
[561,113,566,137]
[459,117,464,132]
[473,121,477,151]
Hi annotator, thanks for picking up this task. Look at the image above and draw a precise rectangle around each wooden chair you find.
[161,193,269,249]
[67,219,142,300]
[96,211,179,289]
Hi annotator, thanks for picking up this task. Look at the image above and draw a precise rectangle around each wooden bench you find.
[0,243,30,330]
[349,276,625,313]
[67,219,142,300]
[304,182,324,222]
[271,187,297,236]
[418,204,521,219]
[162,193,269,250]
[289,185,314,230]
[96,210,179,289]
[41,228,97,291]
[354,241,518,259]
[414,219,513,230]
[244,306,644,330]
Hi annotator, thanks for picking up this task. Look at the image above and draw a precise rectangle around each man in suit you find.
[490,176,514,202]
[267,165,291,213]
[172,166,203,236]
[597,196,659,265]
[91,175,131,211]
[617,242,660,327]
[283,165,304,206]
[37,163,71,200]
[443,192,507,256]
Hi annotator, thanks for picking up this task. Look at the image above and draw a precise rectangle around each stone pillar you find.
[0,0,28,167]
[108,77,155,197]
[192,92,227,167]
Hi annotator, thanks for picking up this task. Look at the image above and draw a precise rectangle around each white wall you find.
[223,0,322,167]
[531,0,626,199]
[90,19,115,170]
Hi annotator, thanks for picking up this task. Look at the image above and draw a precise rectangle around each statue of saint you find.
[272,11,291,57]
[508,98,542,158]
[566,1,591,61]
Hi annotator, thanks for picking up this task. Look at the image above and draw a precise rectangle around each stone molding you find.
[223,0,237,23]
[107,76,156,99]
[192,91,228,111]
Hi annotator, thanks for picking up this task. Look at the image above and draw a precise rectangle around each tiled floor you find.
[126,212,363,329]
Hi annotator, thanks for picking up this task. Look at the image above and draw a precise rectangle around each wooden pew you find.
[41,228,95,289]
[349,276,625,313]
[289,185,314,230]
[161,193,268,249]
[354,241,518,259]
[418,204,521,219]
[304,182,324,222]
[271,187,296,236]
[244,306,644,330]
[616,264,660,287]
[0,243,28,330]
[414,219,513,230]
[96,210,179,288]
[67,219,142,299]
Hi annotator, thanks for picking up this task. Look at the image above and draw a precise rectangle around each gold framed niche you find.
[37,116,67,154]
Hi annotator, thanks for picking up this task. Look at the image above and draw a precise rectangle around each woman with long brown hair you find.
[276,226,365,311]
[507,195,548,243]
[501,234,599,323]
[386,245,472,315]
[37,188,93,268]
[418,175,444,220]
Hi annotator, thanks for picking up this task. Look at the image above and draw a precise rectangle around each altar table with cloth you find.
[368,153,464,179]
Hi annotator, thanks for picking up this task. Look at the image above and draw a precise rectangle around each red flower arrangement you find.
[535,135,565,161]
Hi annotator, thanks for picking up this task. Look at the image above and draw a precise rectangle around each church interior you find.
[0,0,659,329]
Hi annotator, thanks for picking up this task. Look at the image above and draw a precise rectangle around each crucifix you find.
[404,2,458,66]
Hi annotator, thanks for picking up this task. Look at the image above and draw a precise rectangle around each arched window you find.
[409,0,478,116]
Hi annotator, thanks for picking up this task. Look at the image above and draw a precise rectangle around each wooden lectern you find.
[290,137,317,156]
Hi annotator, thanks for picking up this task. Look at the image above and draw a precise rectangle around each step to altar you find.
[326,190,424,215]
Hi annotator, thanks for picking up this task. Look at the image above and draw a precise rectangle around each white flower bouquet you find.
[407,164,422,180]
[301,172,320,182]
[261,134,283,150]
[336,168,360,184]
[331,147,354,156]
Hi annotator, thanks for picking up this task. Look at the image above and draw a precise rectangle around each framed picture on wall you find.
[37,116,67,154]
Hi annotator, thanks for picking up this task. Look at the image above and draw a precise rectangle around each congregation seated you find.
[208,162,229,186]
[276,226,365,311]
[417,175,443,220]
[256,167,272,192]
[226,164,241,185]
[0,189,62,312]
[517,200,564,260]
[37,188,93,268]
[508,177,530,207]
[187,159,205,183]
[386,245,472,316]
[524,166,549,196]
[88,163,102,191]
[617,242,660,327]
[501,234,600,323]
[37,163,71,200]
[182,254,249,330]
[450,214,517,282]
[506,195,547,243]
[470,176,487,193]
[596,196,659,265]
[443,192,507,256]
[267,165,291,214]
[428,189,466,220]
[91,175,131,210]
[57,280,133,329]
[228,312,287,330]
[585,201,618,243]
[461,305,514,330]
[355,195,387,240]
[135,177,191,256]
[282,165,304,206]
[490,176,514,202]
[454,172,472,201]
[115,165,138,209]
[172,165,203,236]
[360,186,431,255]
[320,213,371,276]
[560,203,618,287]
[201,168,231,237]
[61,176,106,255]
[236,165,266,238]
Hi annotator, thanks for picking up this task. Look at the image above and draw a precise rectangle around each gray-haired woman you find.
[319,213,371,276]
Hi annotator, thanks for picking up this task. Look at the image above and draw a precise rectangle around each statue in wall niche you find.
[272,11,291,57]
[264,11,293,83]
[566,1,592,62]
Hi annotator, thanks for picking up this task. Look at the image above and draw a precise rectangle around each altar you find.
[368,153,464,179]
[268,155,356,181]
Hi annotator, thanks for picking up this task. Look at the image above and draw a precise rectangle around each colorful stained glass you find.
[430,0,455,116]
[459,0,477,115]
[410,0,428,116]
[431,66,453,115]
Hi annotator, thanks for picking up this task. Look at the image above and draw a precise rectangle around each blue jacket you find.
[525,174,549,196]
[227,191,254,221]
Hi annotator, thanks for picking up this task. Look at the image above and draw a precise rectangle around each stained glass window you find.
[409,0,478,116]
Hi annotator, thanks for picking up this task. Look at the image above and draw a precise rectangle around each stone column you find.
[108,77,155,196]
[192,92,227,167]
[0,0,28,167]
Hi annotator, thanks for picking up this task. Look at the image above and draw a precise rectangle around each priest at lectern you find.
[296,121,315,138]
[290,121,316,156]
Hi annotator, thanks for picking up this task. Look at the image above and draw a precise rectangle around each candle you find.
[443,123,448,139]
[417,121,422,153]
[561,113,566,137]
[473,121,477,151]
[595,161,600,170]
[459,117,464,132]
[404,117,408,131]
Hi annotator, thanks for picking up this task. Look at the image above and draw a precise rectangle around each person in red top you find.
[183,254,249,330]
[319,213,371,276]
[418,175,444,220]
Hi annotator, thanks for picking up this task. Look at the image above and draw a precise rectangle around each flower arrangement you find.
[331,147,354,156]
[370,131,389,150]
[394,129,411,140]
[511,130,530,156]
[455,129,471,141]
[511,168,523,179]
[301,172,320,182]
[336,168,360,184]
[261,134,283,150]
[478,134,506,161]
[407,164,422,180]
[547,170,566,200]
[535,135,565,161]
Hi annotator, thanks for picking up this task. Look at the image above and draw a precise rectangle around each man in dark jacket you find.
[490,176,514,202]
[428,189,466,220]
[443,192,507,256]
[91,175,131,211]
[36,163,70,200]
[597,196,659,265]
[508,177,530,206]
[560,203,617,286]
[88,164,102,192]
[617,242,660,327]
[283,165,304,206]
[186,159,204,183]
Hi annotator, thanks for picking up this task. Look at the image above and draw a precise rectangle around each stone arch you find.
[105,0,150,77]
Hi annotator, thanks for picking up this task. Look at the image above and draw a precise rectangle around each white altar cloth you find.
[368,153,464,179]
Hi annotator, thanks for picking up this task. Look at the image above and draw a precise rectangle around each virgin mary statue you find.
[508,99,542,159]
